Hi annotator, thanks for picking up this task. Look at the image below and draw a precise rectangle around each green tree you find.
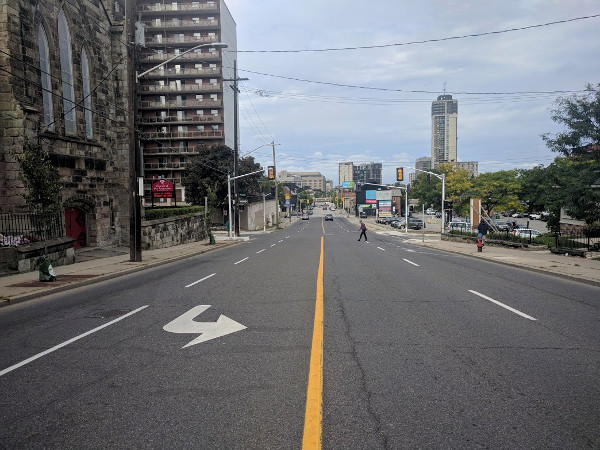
[13,138,62,241]
[182,145,263,208]
[541,83,600,225]
[472,169,522,215]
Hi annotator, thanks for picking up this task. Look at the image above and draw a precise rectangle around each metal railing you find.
[554,231,600,251]
[0,213,64,246]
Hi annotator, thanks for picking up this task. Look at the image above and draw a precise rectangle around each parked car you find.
[324,213,333,221]
[301,213,310,220]
[529,213,542,220]
[492,220,510,232]
[359,211,367,218]
[425,208,438,215]
[390,218,405,228]
[513,228,542,238]
[407,218,425,230]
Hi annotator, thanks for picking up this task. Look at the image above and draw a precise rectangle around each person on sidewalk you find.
[358,220,368,242]
[477,219,489,243]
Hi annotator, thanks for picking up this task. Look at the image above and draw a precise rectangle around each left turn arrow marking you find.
[163,305,247,348]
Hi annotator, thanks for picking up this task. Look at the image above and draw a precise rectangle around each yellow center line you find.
[302,236,324,450]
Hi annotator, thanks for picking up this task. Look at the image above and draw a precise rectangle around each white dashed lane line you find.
[234,257,249,265]
[185,273,216,288]
[403,259,420,267]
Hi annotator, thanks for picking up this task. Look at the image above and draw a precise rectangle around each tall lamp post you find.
[130,41,228,261]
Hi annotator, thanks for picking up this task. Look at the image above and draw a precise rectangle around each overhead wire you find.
[235,13,600,53]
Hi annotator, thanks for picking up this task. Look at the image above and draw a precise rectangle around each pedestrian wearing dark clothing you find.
[478,220,489,242]
[358,220,368,242]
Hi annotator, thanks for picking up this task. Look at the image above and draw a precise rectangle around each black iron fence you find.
[0,213,65,247]
[554,231,600,252]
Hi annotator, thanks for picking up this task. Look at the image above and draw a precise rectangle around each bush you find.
[145,206,203,221]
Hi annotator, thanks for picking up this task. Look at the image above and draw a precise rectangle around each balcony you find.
[139,99,222,109]
[139,83,221,94]
[138,115,223,125]
[144,18,219,31]
[137,3,219,13]
[144,35,216,46]
[143,146,198,155]
[139,51,221,64]
[140,130,223,140]
[144,161,188,170]
[138,66,221,79]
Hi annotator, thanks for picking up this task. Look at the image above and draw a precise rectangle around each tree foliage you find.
[182,145,263,208]
[472,169,522,215]
[13,138,62,230]
[540,83,600,225]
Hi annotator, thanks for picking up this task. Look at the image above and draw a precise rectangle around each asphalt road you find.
[1,211,599,449]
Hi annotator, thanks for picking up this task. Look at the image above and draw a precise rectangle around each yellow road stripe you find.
[302,236,324,450]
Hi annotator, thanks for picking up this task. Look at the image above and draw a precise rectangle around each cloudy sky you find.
[222,0,600,185]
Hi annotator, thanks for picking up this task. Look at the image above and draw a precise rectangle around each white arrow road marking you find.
[234,257,249,265]
[403,258,420,267]
[469,290,537,321]
[163,305,247,348]
[185,273,216,288]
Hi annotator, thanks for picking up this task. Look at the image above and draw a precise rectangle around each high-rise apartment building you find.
[353,163,382,185]
[338,162,354,186]
[136,0,236,202]
[431,95,457,168]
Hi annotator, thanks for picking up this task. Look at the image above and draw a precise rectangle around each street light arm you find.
[136,42,228,80]
[230,168,264,181]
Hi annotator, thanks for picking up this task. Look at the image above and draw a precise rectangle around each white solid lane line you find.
[0,306,149,377]
[469,290,537,321]
[185,273,216,288]
[234,257,249,265]
[403,258,420,267]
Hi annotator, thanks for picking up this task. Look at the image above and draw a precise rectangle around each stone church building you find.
[0,0,133,248]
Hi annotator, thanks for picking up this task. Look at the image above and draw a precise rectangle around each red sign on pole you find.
[152,179,174,198]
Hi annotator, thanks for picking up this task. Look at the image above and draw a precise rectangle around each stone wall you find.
[142,213,208,250]
[0,237,75,276]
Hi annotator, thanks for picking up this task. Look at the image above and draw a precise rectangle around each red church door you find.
[65,208,86,249]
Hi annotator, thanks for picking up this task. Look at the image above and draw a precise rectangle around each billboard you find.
[365,190,377,204]
[341,181,355,189]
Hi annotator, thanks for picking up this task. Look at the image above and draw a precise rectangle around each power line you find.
[236,13,600,53]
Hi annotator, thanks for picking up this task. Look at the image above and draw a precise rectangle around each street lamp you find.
[130,41,229,261]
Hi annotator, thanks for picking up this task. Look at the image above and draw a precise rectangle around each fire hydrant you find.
[476,233,484,252]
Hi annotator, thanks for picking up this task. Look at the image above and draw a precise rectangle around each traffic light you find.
[267,166,275,180]
[396,167,404,181]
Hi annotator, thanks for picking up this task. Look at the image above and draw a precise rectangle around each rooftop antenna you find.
[443,81,447,95]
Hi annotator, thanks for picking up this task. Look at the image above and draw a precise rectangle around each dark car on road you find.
[324,213,333,221]
[359,211,367,218]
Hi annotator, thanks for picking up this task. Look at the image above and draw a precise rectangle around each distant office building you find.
[457,161,479,177]
[338,162,354,186]
[279,171,326,191]
[431,95,458,168]
[409,157,432,184]
[353,162,382,185]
